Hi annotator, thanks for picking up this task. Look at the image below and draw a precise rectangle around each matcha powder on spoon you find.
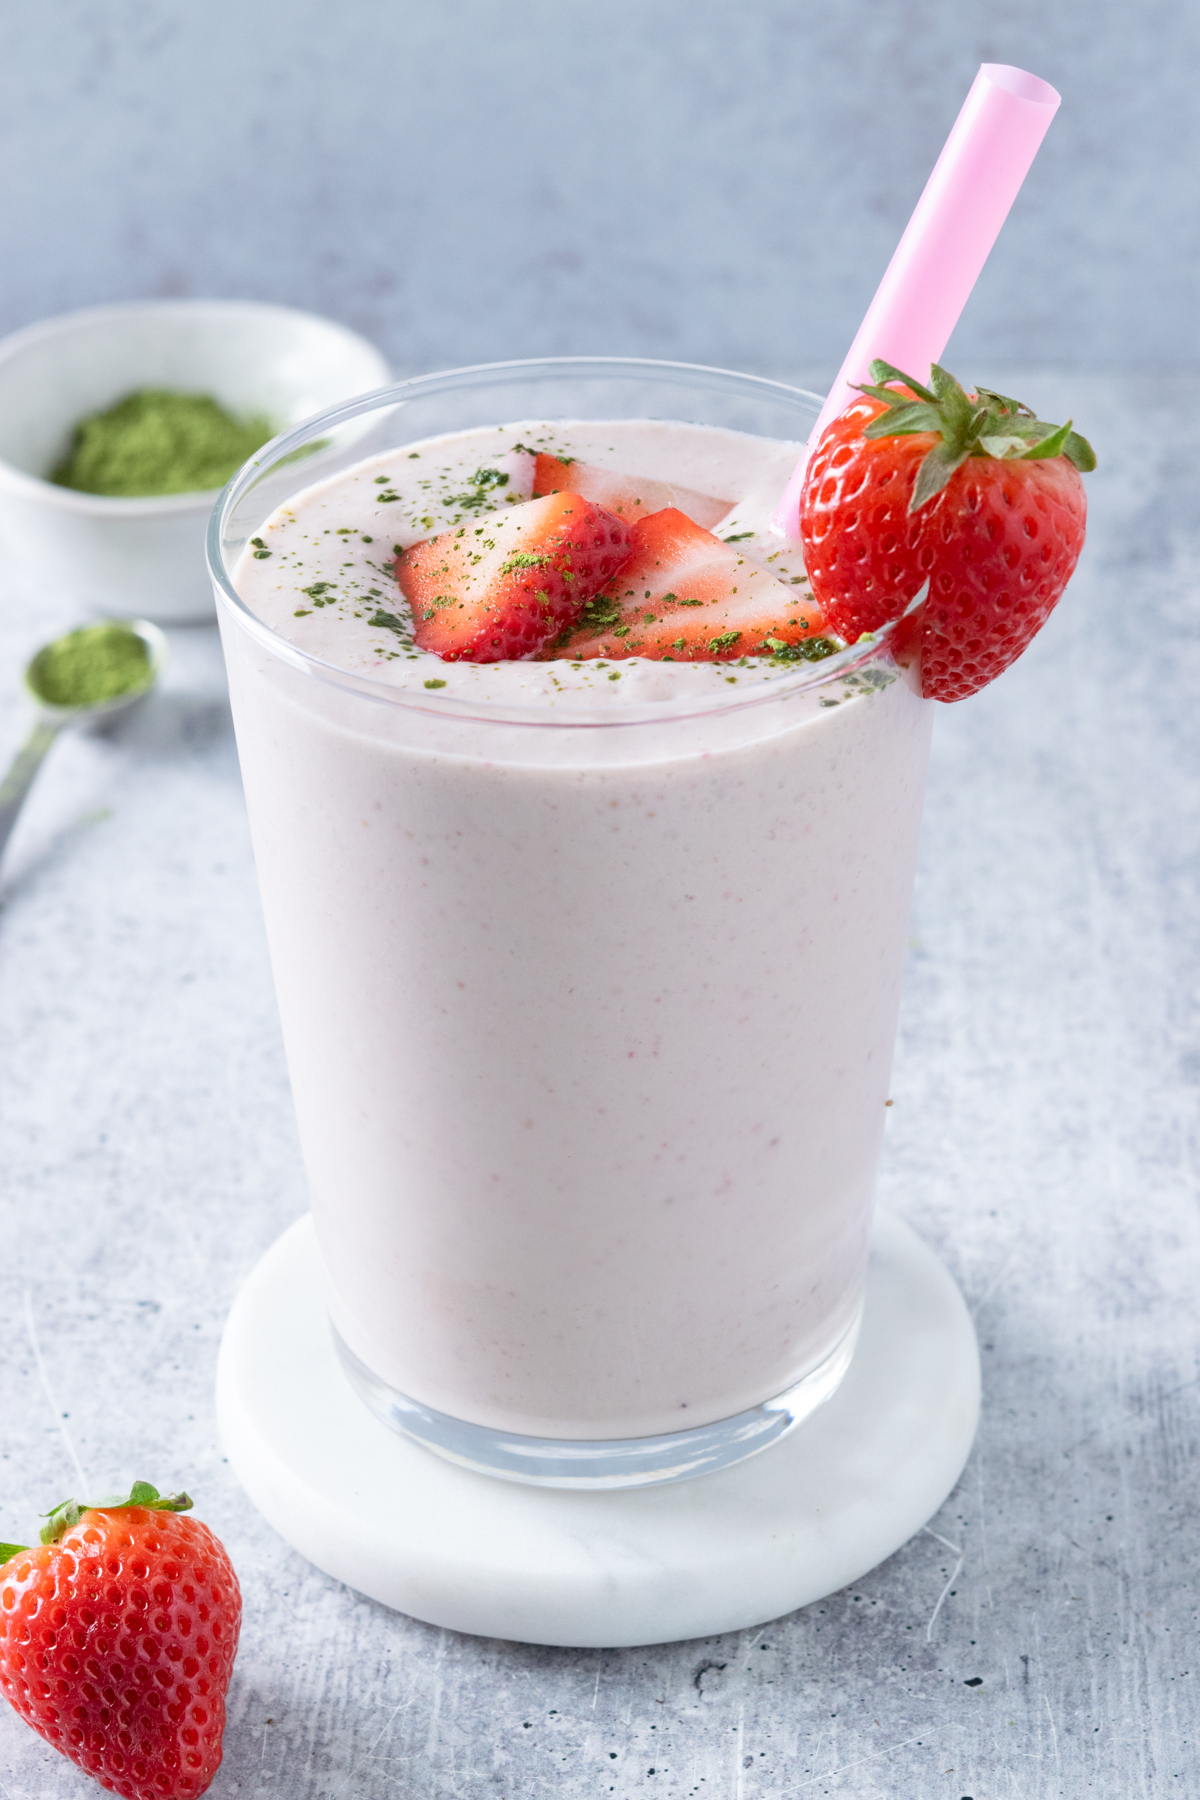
[27,623,152,708]
[51,388,274,497]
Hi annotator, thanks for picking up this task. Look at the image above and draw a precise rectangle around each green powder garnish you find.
[50,388,274,497]
[27,623,152,708]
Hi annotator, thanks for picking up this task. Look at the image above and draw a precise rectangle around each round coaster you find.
[216,1212,979,1648]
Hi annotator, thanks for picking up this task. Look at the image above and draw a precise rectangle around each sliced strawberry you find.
[544,509,829,662]
[533,454,731,531]
[396,492,631,662]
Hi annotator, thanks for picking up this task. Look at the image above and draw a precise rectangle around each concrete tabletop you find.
[0,371,1195,1798]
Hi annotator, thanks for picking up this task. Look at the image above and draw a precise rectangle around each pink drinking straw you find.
[772,64,1061,539]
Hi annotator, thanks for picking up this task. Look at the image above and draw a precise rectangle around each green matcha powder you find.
[51,388,273,498]
[27,624,152,708]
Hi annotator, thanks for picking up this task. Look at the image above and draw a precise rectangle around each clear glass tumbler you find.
[208,359,933,1489]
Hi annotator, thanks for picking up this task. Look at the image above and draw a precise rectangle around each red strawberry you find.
[532,453,731,530]
[798,360,1095,702]
[0,1482,241,1800]
[395,491,630,661]
[546,508,831,662]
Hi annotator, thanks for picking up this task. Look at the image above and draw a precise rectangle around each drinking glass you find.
[208,359,932,1488]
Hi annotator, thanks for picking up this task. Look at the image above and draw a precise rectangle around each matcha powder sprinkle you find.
[27,624,152,708]
[51,388,274,497]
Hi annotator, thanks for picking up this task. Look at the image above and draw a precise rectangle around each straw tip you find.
[979,64,1061,109]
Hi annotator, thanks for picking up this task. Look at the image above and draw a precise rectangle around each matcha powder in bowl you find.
[51,388,274,497]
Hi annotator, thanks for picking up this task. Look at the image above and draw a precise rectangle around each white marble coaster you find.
[216,1212,979,1648]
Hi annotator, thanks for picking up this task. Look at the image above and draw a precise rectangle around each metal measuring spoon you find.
[0,619,168,863]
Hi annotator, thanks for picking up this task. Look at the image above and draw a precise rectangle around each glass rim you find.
[207,355,901,730]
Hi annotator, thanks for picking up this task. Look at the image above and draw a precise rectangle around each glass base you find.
[334,1307,863,1490]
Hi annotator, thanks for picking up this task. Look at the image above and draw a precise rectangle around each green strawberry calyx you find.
[0,1481,193,1562]
[853,360,1097,514]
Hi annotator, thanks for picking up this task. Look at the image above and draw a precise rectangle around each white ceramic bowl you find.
[0,300,391,623]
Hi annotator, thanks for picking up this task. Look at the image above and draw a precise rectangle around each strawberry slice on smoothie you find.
[545,508,832,662]
[396,492,631,661]
[532,454,731,531]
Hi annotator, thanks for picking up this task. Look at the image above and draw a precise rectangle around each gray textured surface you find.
[0,370,1197,1796]
[0,1,1196,381]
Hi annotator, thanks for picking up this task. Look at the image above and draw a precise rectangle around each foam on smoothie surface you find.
[51,388,274,497]
[234,419,837,707]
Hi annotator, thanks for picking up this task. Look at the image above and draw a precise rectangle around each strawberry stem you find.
[852,360,1096,512]
[0,1542,30,1563]
[39,1482,193,1547]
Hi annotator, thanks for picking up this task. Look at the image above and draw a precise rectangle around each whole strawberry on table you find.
[798,359,1096,700]
[0,1482,240,1800]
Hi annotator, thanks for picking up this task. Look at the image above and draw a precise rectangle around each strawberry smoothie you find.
[210,363,933,1479]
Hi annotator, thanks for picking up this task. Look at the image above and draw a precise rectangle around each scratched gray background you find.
[2,370,1197,1797]
[2,1,1199,1796]
[0,0,1196,381]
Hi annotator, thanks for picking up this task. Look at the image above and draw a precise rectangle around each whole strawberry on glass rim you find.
[0,1481,240,1800]
[798,359,1096,700]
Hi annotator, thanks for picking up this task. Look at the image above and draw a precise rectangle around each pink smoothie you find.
[222,416,932,1441]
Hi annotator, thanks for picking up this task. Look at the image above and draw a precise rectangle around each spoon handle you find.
[0,720,64,863]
